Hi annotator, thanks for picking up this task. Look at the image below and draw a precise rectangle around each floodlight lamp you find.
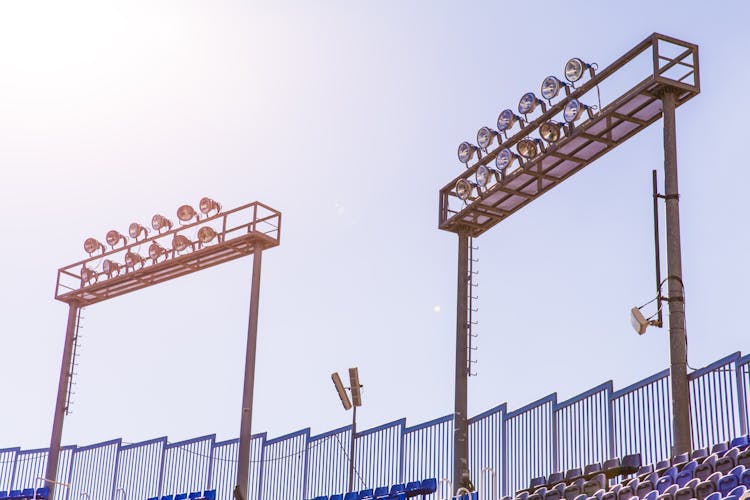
[148,242,168,262]
[476,127,499,150]
[197,226,217,245]
[457,141,479,164]
[151,214,173,232]
[349,367,362,407]
[105,230,127,248]
[331,372,352,411]
[199,197,222,216]
[124,251,145,270]
[172,234,193,253]
[102,259,121,278]
[564,57,597,84]
[540,76,569,101]
[630,307,649,335]
[495,148,519,172]
[563,99,593,124]
[455,178,476,201]
[129,222,149,240]
[516,138,544,159]
[539,121,565,143]
[497,109,522,133]
[177,204,198,223]
[518,92,546,116]
[475,165,497,188]
[83,237,105,255]
[80,266,97,286]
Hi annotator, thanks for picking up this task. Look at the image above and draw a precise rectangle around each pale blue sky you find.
[1,1,749,450]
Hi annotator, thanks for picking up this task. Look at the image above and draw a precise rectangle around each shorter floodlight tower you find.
[331,368,363,493]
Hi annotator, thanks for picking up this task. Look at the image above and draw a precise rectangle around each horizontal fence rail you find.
[6,352,750,500]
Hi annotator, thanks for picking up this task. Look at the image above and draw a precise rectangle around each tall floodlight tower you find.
[49,200,281,500]
[439,34,699,490]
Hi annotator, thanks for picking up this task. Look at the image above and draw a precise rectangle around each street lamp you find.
[438,33,700,490]
[48,199,282,500]
[331,367,363,493]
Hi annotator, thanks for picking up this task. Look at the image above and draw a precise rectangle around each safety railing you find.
[12,351,750,500]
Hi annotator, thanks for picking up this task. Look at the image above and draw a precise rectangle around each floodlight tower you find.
[49,199,281,500]
[331,367,363,493]
[439,34,699,488]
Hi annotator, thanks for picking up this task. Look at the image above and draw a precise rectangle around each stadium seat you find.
[656,466,679,493]
[372,486,388,499]
[703,492,721,500]
[603,458,621,479]
[672,453,689,468]
[656,483,678,500]
[389,495,406,500]
[516,492,529,500]
[716,447,740,474]
[0,493,6,500]
[635,472,658,498]
[528,486,546,500]
[601,483,621,500]
[312,496,327,500]
[725,485,747,500]
[34,488,49,500]
[710,442,728,456]
[359,488,374,499]
[584,463,603,480]
[188,493,201,500]
[675,460,698,487]
[9,492,21,499]
[161,495,173,500]
[202,490,216,500]
[342,493,358,500]
[691,448,709,461]
[564,480,584,500]
[694,454,718,481]
[529,477,546,490]
[617,477,638,500]
[175,494,188,500]
[742,468,750,489]
[694,471,720,500]
[654,459,670,473]
[739,447,750,468]
[673,477,699,500]
[548,472,565,485]
[636,464,654,479]
[718,465,745,496]
[730,435,750,451]
[390,485,406,496]
[641,491,658,500]
[329,495,343,500]
[421,478,437,495]
[545,482,566,500]
[584,473,606,496]
[566,468,584,482]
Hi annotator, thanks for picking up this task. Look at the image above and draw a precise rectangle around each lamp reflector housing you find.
[563,99,590,123]
[564,57,590,82]
[102,259,120,277]
[151,214,173,232]
[172,234,192,252]
[199,197,222,216]
[148,242,167,261]
[455,179,474,201]
[496,148,518,171]
[106,230,127,248]
[540,121,564,143]
[349,367,362,407]
[80,266,97,285]
[475,165,492,187]
[541,76,565,100]
[177,204,197,223]
[518,92,544,115]
[457,142,478,164]
[198,226,217,244]
[497,109,520,132]
[331,372,352,411]
[83,237,104,255]
[129,222,149,240]
[517,138,541,159]
[630,307,649,335]
[477,127,498,149]
[124,251,144,269]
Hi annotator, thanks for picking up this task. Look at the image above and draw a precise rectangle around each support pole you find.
[46,302,80,500]
[662,90,692,455]
[454,230,470,490]
[236,247,264,500]
[349,405,357,493]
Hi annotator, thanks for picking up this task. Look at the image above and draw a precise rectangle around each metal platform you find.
[55,201,281,306]
[439,33,699,237]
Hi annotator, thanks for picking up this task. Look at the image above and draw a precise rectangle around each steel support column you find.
[454,230,470,490]
[237,247,264,500]
[46,302,80,500]
[349,405,357,493]
[662,90,692,455]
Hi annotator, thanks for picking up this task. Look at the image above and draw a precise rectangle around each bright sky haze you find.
[1,1,749,450]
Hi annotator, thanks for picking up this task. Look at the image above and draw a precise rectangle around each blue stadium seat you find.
[529,477,546,490]
[672,453,689,468]
[21,490,34,500]
[716,447,740,474]
[719,465,745,496]
[0,492,6,500]
[673,477,699,500]
[656,483,678,500]
[564,479,584,500]
[703,492,721,500]
[600,483,620,500]
[675,461,697,487]
[359,488,374,499]
[389,484,405,495]
[420,478,437,495]
[202,491,216,500]
[343,493,358,500]
[175,494,187,500]
[161,495,173,500]
[35,487,50,500]
[312,496,328,500]
[635,472,658,498]
[545,482,566,500]
[188,493,201,500]
[405,482,421,497]
[584,463,602,480]
[373,487,389,499]
[330,495,343,500]
[731,435,750,450]
[641,490,658,500]
[725,485,747,500]
[147,497,158,500]
[548,472,564,485]
[528,486,546,500]
[388,494,406,500]
[691,448,709,461]
[656,466,679,493]
[710,442,728,456]
[617,477,638,500]
[9,492,22,499]
[694,454,717,481]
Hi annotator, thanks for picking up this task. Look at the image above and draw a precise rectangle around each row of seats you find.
[147,490,216,500]
[0,488,49,499]
[310,478,437,500]
[513,435,750,500]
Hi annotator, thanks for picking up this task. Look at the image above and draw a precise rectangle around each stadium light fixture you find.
[539,121,566,143]
[458,142,479,164]
[129,222,149,241]
[49,201,282,500]
[477,127,499,150]
[455,179,476,202]
[475,165,499,188]
[517,92,547,118]
[151,214,173,233]
[496,109,523,135]
[540,75,570,102]
[331,367,363,493]
[105,230,127,249]
[564,57,597,84]
[563,99,594,124]
[516,138,544,159]
[83,238,105,256]
[199,197,222,216]
[495,148,520,172]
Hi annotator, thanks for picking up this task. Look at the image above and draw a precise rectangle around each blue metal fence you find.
[7,351,750,500]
